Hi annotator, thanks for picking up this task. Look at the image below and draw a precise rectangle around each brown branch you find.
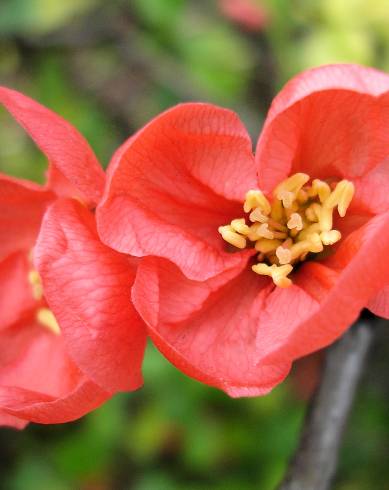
[277,319,376,490]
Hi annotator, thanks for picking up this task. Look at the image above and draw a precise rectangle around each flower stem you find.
[277,319,375,490]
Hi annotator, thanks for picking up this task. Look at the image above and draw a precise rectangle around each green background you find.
[0,1,388,488]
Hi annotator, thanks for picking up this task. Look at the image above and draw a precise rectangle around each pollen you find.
[218,174,354,287]
[36,307,61,335]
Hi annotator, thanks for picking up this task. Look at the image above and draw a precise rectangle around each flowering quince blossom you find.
[97,64,389,397]
[219,0,268,31]
[0,88,146,428]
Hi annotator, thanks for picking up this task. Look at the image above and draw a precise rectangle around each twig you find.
[277,319,375,490]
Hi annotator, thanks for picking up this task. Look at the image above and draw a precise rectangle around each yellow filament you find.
[219,173,353,288]
[255,239,282,254]
[36,308,61,335]
[324,180,355,217]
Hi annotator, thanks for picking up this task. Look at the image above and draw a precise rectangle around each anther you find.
[231,218,250,234]
[277,190,295,209]
[276,246,292,265]
[320,230,341,245]
[256,223,274,239]
[287,213,303,231]
[324,180,355,217]
[218,225,247,249]
[36,308,61,335]
[252,263,293,288]
[310,179,331,202]
[249,207,269,223]
[243,190,271,214]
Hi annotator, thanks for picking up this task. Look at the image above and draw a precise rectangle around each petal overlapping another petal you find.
[255,65,389,196]
[0,320,110,424]
[0,251,36,331]
[35,199,147,393]
[132,257,290,396]
[97,103,257,280]
[0,174,55,260]
[0,86,105,206]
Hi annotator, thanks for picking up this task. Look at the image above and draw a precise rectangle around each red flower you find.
[0,88,146,428]
[97,64,389,397]
[219,0,268,31]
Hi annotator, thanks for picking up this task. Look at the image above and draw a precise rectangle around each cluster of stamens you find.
[218,173,354,288]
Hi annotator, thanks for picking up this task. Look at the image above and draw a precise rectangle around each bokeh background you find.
[0,1,389,489]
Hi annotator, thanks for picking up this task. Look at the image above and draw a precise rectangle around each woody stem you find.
[277,318,375,490]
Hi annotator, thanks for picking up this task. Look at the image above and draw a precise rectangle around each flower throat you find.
[218,173,354,288]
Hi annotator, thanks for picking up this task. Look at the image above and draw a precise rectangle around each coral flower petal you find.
[256,64,389,196]
[132,257,290,396]
[0,174,55,260]
[0,86,105,206]
[0,320,109,424]
[35,199,147,393]
[0,411,29,429]
[367,286,389,319]
[256,211,389,365]
[97,103,257,280]
[0,251,36,331]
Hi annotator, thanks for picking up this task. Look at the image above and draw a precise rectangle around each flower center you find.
[28,267,60,335]
[218,173,354,288]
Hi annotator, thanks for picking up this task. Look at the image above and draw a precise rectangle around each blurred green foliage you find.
[0,0,388,489]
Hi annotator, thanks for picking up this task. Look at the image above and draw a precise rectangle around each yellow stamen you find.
[287,213,303,231]
[252,263,293,288]
[270,199,284,221]
[320,230,341,245]
[317,206,333,232]
[249,207,269,223]
[256,223,274,239]
[231,218,250,235]
[218,225,246,249]
[276,246,292,265]
[310,179,331,202]
[28,270,43,301]
[243,190,271,215]
[324,180,355,217]
[277,190,295,209]
[36,308,61,335]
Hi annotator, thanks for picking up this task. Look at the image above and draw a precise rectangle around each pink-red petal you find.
[97,103,256,280]
[35,198,147,393]
[0,319,110,424]
[0,86,105,206]
[0,381,109,424]
[0,410,28,429]
[367,286,389,319]
[255,64,389,195]
[0,174,55,260]
[0,251,36,331]
[257,211,389,365]
[132,257,290,397]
